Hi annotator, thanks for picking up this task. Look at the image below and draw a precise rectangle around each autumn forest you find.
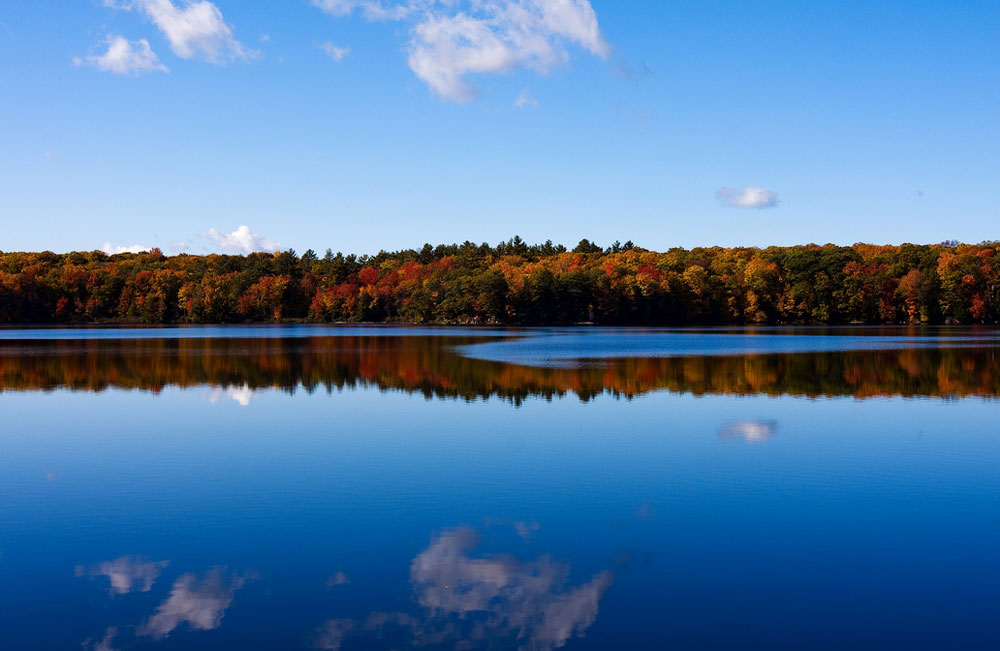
[1,238,998,325]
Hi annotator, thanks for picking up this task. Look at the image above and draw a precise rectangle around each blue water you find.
[0,327,998,649]
[456,328,1000,364]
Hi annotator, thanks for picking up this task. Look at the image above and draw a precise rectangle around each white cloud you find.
[312,0,360,16]
[319,42,350,62]
[139,568,246,638]
[514,89,539,108]
[101,242,151,255]
[76,36,168,75]
[80,556,169,595]
[716,185,779,209]
[312,0,419,21]
[106,0,256,63]
[313,1,610,102]
[717,419,778,444]
[204,225,281,254]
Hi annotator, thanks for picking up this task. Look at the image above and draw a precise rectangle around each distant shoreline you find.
[2,240,997,326]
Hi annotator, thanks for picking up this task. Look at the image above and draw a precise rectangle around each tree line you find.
[0,237,998,325]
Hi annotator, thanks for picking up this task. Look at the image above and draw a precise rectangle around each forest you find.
[0,238,997,325]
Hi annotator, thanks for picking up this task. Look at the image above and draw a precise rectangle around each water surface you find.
[1,327,998,649]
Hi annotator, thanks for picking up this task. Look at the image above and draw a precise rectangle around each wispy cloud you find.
[74,36,168,75]
[139,568,247,638]
[313,1,610,103]
[203,225,281,254]
[101,242,151,255]
[319,41,350,62]
[514,89,539,108]
[105,0,256,63]
[716,185,779,209]
[312,0,418,21]
[613,59,654,82]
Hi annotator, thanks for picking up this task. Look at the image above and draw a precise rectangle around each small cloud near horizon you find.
[204,225,282,254]
[716,185,779,209]
[101,242,151,255]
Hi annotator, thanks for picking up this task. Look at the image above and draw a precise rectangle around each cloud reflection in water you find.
[82,626,118,651]
[77,556,169,595]
[717,420,778,444]
[138,568,247,639]
[315,526,613,650]
[207,384,256,406]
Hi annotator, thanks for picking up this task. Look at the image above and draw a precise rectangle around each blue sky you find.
[1,1,998,255]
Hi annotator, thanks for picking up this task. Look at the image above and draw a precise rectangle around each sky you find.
[1,0,998,256]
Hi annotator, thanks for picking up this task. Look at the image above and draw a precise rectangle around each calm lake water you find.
[1,326,998,650]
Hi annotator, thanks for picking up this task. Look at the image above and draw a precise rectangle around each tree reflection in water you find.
[2,335,999,402]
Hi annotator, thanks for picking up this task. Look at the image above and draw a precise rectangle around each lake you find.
[1,326,998,650]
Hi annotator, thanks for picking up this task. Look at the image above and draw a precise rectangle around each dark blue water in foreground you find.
[0,327,998,650]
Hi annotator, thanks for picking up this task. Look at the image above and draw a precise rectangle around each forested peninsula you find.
[1,238,997,325]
